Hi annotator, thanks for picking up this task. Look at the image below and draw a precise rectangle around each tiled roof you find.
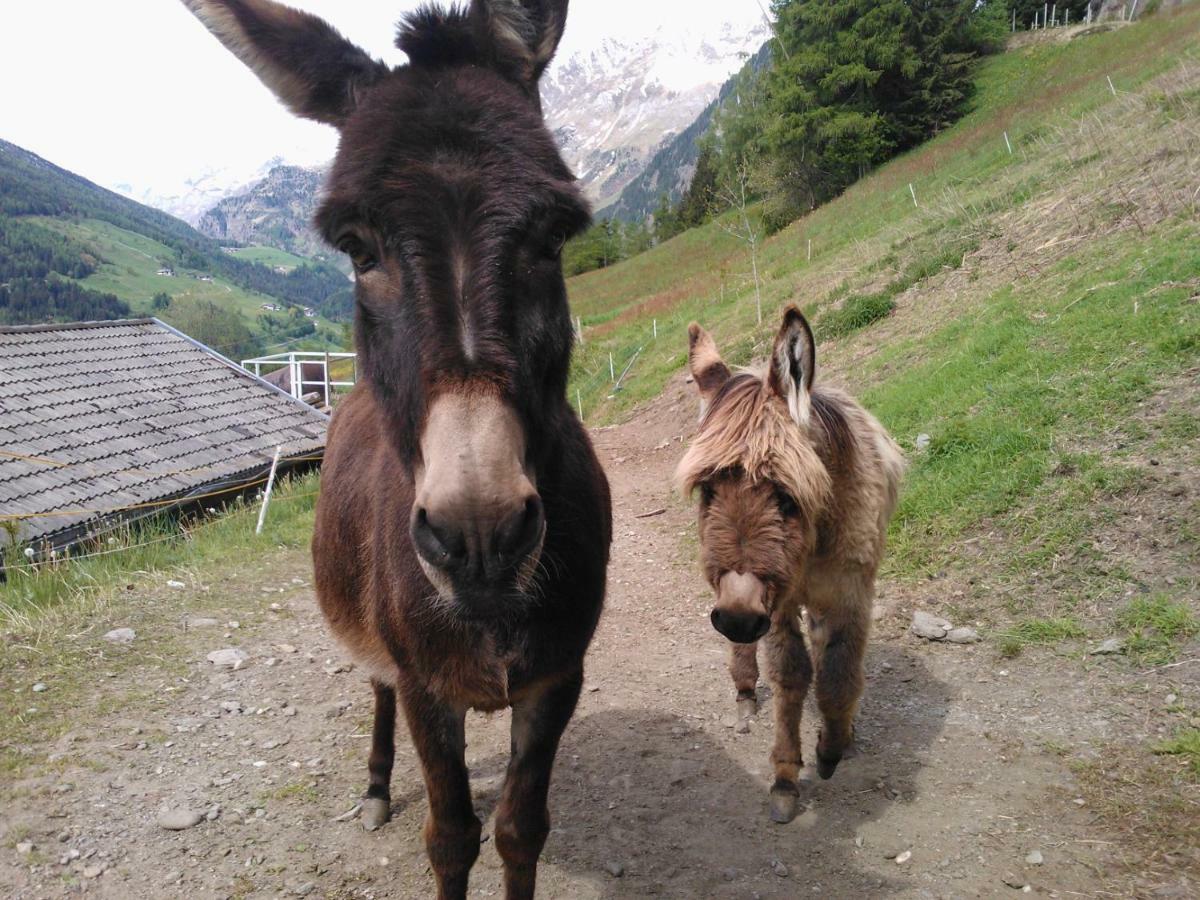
[0,319,327,549]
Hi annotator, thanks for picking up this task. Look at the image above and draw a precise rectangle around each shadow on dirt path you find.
[536,642,952,898]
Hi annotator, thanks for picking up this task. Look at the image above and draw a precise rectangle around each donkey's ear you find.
[768,306,816,425]
[687,323,731,408]
[182,0,387,127]
[471,0,569,86]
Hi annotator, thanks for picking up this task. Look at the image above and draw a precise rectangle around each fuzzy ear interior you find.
[767,306,816,425]
[687,322,732,412]
[182,0,387,127]
[470,0,569,87]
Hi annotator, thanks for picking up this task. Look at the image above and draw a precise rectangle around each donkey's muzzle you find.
[711,608,770,644]
[711,571,770,643]
[412,494,545,586]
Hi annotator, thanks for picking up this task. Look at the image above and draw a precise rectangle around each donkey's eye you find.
[543,226,569,260]
[339,235,377,274]
[776,490,799,518]
[700,482,715,506]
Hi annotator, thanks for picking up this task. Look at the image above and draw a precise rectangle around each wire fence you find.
[567,263,776,425]
[569,316,661,424]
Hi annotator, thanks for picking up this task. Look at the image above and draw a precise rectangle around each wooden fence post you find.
[323,351,331,409]
[256,446,283,535]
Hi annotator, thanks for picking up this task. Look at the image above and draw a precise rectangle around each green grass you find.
[1116,595,1200,666]
[224,244,312,271]
[819,233,979,338]
[0,472,319,625]
[995,616,1087,658]
[30,217,340,352]
[819,292,897,339]
[865,226,1199,577]
[260,780,320,804]
[1154,728,1200,778]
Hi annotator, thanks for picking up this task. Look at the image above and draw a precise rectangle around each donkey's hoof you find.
[816,752,842,780]
[736,697,758,720]
[362,797,391,831]
[816,729,853,779]
[769,790,798,824]
[768,778,808,824]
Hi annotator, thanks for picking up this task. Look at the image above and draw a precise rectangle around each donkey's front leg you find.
[728,641,760,720]
[362,678,396,831]
[494,670,583,900]
[808,600,870,781]
[764,613,813,823]
[399,687,480,900]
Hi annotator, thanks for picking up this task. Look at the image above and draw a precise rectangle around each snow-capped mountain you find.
[542,19,769,208]
[127,11,768,236]
[115,156,290,226]
[196,163,333,262]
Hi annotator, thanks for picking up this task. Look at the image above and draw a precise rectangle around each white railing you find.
[241,350,357,407]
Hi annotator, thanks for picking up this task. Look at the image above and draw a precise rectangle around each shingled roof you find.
[0,318,327,554]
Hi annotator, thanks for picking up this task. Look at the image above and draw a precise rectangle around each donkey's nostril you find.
[495,495,544,568]
[711,608,770,644]
[412,506,466,572]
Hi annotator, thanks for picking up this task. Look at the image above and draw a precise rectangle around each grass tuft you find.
[1154,728,1200,778]
[1116,595,1199,666]
[819,292,896,338]
[995,616,1086,657]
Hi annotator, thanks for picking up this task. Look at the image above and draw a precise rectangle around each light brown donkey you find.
[676,307,904,823]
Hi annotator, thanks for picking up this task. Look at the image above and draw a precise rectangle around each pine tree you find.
[749,0,1005,227]
[652,193,682,243]
[676,141,721,229]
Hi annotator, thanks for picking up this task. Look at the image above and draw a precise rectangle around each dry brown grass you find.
[1075,749,1200,889]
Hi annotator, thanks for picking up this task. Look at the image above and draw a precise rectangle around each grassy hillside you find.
[225,245,311,271]
[0,138,350,343]
[32,217,339,353]
[567,11,1199,419]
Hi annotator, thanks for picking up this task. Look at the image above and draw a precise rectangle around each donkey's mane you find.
[675,371,832,518]
[397,4,477,68]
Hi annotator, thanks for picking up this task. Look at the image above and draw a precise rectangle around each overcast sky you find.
[1,0,765,198]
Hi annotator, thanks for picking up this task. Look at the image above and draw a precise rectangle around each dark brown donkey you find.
[182,2,610,897]
[676,308,904,824]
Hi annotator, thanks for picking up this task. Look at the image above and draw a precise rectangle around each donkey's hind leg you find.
[363,678,397,831]
[807,579,871,781]
[728,641,760,719]
[764,613,813,823]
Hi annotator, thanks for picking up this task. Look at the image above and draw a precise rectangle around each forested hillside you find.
[0,139,349,342]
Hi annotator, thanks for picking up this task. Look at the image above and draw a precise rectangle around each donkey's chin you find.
[416,540,546,621]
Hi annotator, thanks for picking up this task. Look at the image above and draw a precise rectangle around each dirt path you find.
[1,377,1192,899]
